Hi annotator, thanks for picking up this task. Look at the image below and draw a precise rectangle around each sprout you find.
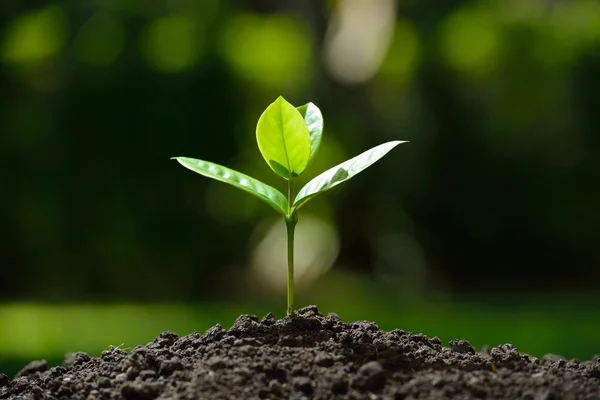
[173,96,406,315]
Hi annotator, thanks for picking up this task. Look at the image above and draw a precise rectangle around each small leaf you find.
[296,102,323,168]
[293,141,407,211]
[174,157,288,215]
[256,96,311,180]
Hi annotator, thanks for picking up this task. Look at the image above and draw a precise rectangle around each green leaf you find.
[173,157,288,215]
[256,96,311,180]
[296,102,323,169]
[292,140,407,211]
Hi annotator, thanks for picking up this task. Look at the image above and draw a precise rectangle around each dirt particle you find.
[392,388,408,399]
[229,315,260,336]
[289,316,323,331]
[265,365,287,383]
[139,370,156,380]
[491,343,521,365]
[584,363,600,378]
[326,312,341,321]
[331,373,349,395]
[0,374,7,388]
[339,332,353,345]
[392,329,406,337]
[97,377,111,388]
[15,360,47,378]
[449,339,475,355]
[352,361,386,391]
[126,366,140,380]
[100,348,126,362]
[278,335,300,347]
[268,379,283,396]
[537,388,557,400]
[431,377,445,388]
[542,354,564,365]
[408,333,429,344]
[201,324,225,343]
[293,376,313,394]
[315,353,334,367]
[9,377,29,395]
[121,382,160,400]
[207,356,226,371]
[296,305,322,318]
[64,352,91,368]
[150,331,179,349]
[261,312,277,326]
[172,334,197,352]
[159,356,183,376]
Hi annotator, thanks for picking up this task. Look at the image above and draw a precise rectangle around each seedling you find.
[173,96,406,315]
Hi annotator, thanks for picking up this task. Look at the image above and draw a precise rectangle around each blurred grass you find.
[1,299,599,377]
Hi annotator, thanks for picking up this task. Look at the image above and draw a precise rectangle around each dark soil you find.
[1,306,599,399]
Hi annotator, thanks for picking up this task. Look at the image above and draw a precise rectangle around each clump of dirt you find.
[1,305,599,399]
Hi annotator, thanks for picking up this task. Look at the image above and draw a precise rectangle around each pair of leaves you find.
[173,97,405,217]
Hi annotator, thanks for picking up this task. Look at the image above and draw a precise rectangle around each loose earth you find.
[1,306,599,399]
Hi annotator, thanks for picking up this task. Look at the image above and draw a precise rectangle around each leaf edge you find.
[172,156,289,215]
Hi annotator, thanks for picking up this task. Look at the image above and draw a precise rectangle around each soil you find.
[1,305,599,400]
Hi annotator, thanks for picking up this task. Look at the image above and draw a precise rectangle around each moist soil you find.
[1,306,599,400]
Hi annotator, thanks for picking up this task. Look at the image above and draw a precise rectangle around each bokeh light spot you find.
[440,5,503,77]
[251,215,339,293]
[219,13,313,89]
[75,12,124,67]
[141,15,204,73]
[1,4,67,65]
[324,0,397,85]
[539,0,600,67]
[555,0,600,46]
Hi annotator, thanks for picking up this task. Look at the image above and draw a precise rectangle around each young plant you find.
[173,96,406,315]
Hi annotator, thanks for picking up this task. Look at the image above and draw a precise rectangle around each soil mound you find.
[1,306,599,399]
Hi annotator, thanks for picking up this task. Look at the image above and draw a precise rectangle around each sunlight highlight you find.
[324,0,397,85]
[440,4,504,78]
[1,4,67,66]
[251,215,339,292]
[141,15,205,73]
[219,13,313,90]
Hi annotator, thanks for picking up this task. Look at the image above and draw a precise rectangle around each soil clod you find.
[353,361,386,391]
[449,339,476,354]
[15,360,47,379]
[1,306,598,399]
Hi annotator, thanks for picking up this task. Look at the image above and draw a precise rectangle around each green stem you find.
[285,217,296,315]
[286,179,297,315]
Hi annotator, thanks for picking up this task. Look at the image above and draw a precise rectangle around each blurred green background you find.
[1,0,600,377]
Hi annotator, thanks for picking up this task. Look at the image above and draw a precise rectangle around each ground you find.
[1,306,599,399]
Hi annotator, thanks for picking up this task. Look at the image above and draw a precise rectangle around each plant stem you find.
[285,217,296,315]
[286,179,297,315]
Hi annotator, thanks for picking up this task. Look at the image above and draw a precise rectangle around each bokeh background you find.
[1,0,599,376]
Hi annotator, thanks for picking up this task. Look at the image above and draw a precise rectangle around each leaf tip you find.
[388,140,409,148]
[274,95,286,106]
[172,157,190,167]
